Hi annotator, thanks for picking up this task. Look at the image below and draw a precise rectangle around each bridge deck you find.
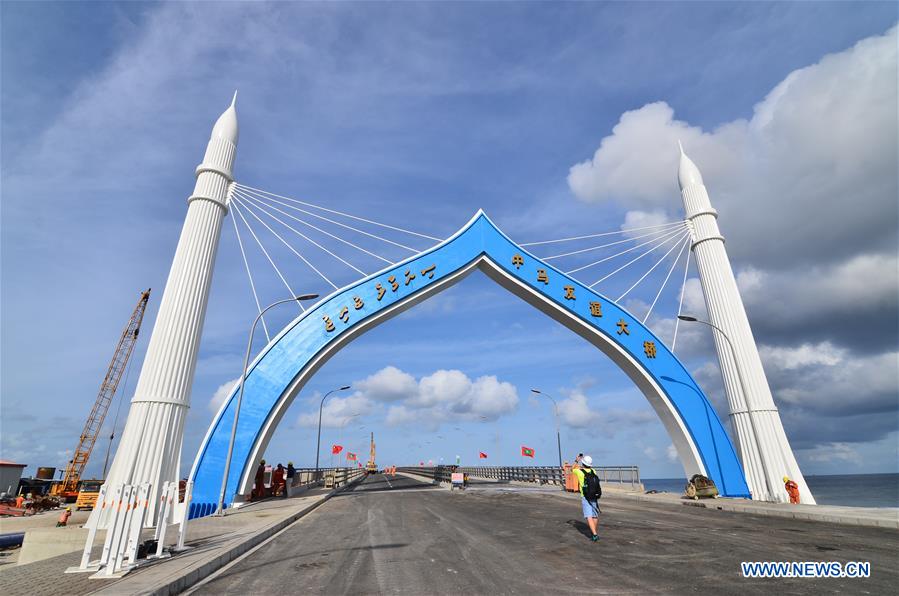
[190,473,898,594]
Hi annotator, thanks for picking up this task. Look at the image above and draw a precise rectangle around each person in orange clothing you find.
[57,507,72,527]
[272,463,285,497]
[252,459,266,501]
[783,476,800,504]
[15,494,25,509]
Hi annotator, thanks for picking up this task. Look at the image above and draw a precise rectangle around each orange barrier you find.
[563,463,580,493]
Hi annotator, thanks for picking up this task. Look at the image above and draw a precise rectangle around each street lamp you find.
[677,315,774,500]
[314,385,352,479]
[215,293,319,516]
[531,389,563,469]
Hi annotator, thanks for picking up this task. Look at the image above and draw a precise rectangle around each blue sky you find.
[2,2,897,482]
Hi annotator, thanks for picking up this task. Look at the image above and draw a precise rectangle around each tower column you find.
[678,144,814,504]
[89,96,239,527]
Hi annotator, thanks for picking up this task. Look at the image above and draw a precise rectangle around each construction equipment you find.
[50,289,151,501]
[365,432,378,473]
[75,480,104,510]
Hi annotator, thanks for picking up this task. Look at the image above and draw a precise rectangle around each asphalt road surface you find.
[192,473,898,594]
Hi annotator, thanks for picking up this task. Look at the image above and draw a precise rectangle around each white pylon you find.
[89,95,239,528]
[678,143,814,504]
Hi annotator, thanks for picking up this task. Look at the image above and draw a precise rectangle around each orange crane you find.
[365,432,377,473]
[51,289,151,501]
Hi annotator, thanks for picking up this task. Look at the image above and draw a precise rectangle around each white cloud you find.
[567,26,898,268]
[621,210,674,238]
[759,342,844,370]
[415,370,473,408]
[736,254,898,350]
[768,350,898,416]
[805,442,863,464]
[384,405,420,427]
[208,377,240,413]
[396,369,519,423]
[298,366,520,429]
[681,277,707,319]
[556,387,656,433]
[296,394,377,429]
[355,366,418,402]
[557,390,599,428]
[666,444,678,463]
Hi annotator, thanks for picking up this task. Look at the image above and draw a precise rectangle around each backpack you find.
[582,468,602,501]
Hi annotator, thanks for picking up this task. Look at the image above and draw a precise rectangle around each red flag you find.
[521,446,535,458]
[479,452,488,459]
[346,452,357,461]
[332,444,343,454]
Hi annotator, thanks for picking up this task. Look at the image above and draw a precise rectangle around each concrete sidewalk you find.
[2,480,360,596]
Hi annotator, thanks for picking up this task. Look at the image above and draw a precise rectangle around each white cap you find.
[211,91,239,145]
[677,140,704,190]
[582,455,593,466]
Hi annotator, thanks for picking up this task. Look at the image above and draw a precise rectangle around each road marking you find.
[385,475,393,489]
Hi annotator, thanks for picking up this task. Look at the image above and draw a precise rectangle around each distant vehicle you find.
[75,480,104,510]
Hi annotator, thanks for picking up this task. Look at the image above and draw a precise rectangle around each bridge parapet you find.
[398,465,643,492]
[189,467,364,518]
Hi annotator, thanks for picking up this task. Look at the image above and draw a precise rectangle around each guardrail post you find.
[103,484,134,575]
[150,482,175,559]
[79,484,107,569]
[124,483,151,567]
[175,480,193,552]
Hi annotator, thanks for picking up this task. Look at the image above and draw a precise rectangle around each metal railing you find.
[397,465,641,489]
[287,467,365,490]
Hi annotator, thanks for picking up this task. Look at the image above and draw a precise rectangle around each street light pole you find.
[531,389,563,469]
[215,293,319,516]
[677,315,774,500]
[314,385,352,480]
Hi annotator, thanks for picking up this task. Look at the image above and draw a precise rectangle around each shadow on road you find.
[566,519,593,539]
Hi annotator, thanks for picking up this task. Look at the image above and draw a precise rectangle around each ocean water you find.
[642,473,899,508]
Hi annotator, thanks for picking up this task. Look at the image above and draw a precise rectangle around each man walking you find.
[572,455,602,542]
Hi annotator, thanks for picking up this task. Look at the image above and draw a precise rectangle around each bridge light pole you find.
[530,389,563,469]
[677,315,774,500]
[314,385,352,480]
[215,294,318,517]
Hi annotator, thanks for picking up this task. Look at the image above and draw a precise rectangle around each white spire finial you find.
[677,141,703,190]
[211,93,239,145]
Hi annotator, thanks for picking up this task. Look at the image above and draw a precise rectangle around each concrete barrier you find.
[17,526,106,566]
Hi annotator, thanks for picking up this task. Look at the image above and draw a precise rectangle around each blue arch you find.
[189,212,749,517]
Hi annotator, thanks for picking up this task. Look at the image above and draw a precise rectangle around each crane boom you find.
[366,432,377,473]
[53,289,151,498]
